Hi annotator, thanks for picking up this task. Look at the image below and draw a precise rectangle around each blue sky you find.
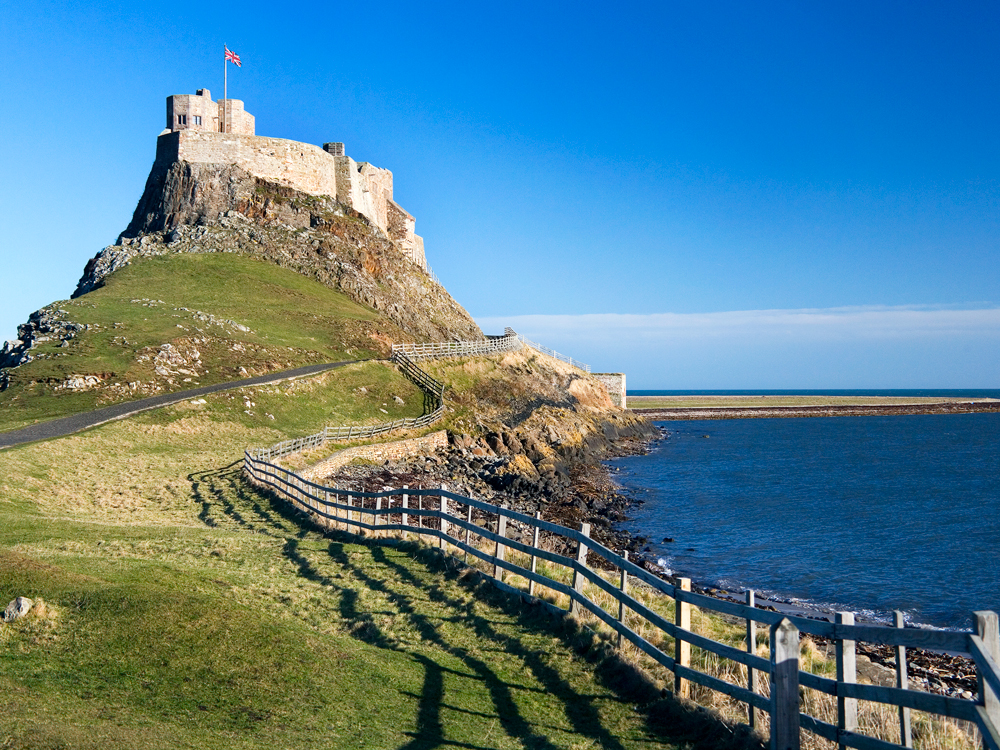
[2,1,998,387]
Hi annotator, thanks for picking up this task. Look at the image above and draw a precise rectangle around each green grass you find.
[0,378,701,749]
[0,253,413,432]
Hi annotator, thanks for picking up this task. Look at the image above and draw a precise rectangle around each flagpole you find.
[223,44,227,133]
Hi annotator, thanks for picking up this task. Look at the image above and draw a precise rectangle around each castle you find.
[159,89,425,269]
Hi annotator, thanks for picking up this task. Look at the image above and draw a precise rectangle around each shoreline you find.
[631,400,1000,420]
[611,427,980,699]
[310,420,981,699]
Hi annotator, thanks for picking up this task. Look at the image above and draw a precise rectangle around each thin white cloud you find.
[479,305,1000,342]
[476,305,1000,388]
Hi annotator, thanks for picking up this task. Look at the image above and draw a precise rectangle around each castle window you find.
[193,115,202,125]
[177,114,187,125]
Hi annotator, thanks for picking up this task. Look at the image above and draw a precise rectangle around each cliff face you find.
[73,160,482,343]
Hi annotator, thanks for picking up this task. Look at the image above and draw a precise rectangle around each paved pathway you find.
[0,361,356,450]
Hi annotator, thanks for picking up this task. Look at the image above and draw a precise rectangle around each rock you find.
[3,596,33,622]
[70,160,484,342]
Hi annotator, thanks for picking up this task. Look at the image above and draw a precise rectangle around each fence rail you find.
[391,328,522,360]
[515,334,590,373]
[249,351,445,462]
[391,328,591,374]
[241,451,1000,750]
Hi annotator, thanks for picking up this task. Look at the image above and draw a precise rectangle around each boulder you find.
[3,596,33,622]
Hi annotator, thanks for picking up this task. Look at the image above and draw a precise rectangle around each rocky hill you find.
[77,160,482,342]
[2,155,484,392]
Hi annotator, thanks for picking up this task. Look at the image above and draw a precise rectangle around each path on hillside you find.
[0,360,357,450]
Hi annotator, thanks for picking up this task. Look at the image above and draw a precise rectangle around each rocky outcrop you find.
[1,306,89,371]
[321,349,658,553]
[73,160,482,343]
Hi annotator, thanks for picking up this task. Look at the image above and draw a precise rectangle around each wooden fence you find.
[242,450,1000,750]
[515,333,591,373]
[391,328,592,374]
[391,328,523,360]
[249,351,445,461]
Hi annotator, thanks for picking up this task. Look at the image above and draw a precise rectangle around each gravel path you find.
[0,360,357,450]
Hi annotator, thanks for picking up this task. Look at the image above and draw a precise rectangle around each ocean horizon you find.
[629,388,1000,398]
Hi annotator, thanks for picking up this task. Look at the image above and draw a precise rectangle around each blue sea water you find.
[611,411,1000,630]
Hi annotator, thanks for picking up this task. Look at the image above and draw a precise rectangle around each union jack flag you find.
[225,46,241,67]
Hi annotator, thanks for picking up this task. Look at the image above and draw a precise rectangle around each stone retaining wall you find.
[593,373,627,409]
[301,430,448,481]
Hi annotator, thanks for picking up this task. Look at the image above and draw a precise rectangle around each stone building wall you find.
[219,99,255,135]
[335,157,394,232]
[161,130,340,196]
[166,90,254,135]
[592,373,627,409]
[167,90,220,133]
[387,199,426,269]
[300,430,449,480]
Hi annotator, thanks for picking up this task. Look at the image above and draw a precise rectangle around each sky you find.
[1,1,998,388]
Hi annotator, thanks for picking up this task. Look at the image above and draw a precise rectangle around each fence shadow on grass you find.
[188,462,763,750]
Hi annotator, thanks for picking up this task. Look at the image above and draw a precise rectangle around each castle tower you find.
[166,89,254,135]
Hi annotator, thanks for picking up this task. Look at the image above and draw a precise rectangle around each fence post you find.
[375,497,382,539]
[674,578,691,698]
[835,611,858,749]
[528,511,541,597]
[618,551,629,649]
[464,503,473,564]
[895,610,912,748]
[570,523,591,617]
[439,485,448,553]
[975,610,1000,742]
[771,618,801,750]
[401,486,408,540]
[747,590,758,729]
[493,514,507,580]
[346,494,353,532]
[324,490,332,532]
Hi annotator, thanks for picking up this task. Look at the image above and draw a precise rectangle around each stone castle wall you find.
[160,130,340,196]
[155,128,425,268]
[387,200,426,267]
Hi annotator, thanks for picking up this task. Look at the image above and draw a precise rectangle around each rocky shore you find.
[318,423,660,559]
[316,422,980,702]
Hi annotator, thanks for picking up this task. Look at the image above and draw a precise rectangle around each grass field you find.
[0,365,732,749]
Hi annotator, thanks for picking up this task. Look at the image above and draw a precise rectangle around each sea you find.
[612,389,1000,631]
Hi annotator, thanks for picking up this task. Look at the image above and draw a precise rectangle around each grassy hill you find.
[0,253,416,432]
[0,251,712,749]
[0,361,706,749]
